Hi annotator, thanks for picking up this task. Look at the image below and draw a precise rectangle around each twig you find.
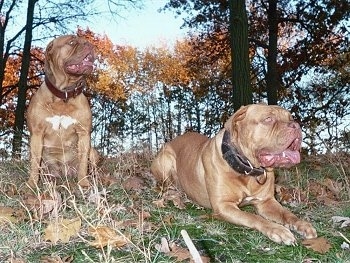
[338,231,350,244]
[181,229,203,263]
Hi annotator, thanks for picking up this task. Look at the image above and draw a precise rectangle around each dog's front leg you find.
[28,133,43,188]
[213,201,298,245]
[256,198,317,239]
[77,132,91,187]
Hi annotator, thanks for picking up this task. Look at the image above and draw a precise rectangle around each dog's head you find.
[224,104,302,168]
[44,35,95,84]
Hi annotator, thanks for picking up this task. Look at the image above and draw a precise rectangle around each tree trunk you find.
[0,0,18,104]
[266,0,279,105]
[229,0,252,111]
[12,0,37,158]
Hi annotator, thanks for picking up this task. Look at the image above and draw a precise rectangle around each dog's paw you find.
[292,220,317,239]
[263,224,296,245]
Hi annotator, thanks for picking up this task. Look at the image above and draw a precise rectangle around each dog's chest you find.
[45,115,77,131]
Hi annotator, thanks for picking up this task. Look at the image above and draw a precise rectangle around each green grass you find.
[0,152,349,262]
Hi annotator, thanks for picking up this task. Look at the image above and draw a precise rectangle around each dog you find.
[27,35,99,188]
[151,104,317,245]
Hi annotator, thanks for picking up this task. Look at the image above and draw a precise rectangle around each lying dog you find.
[27,35,98,188]
[151,104,317,245]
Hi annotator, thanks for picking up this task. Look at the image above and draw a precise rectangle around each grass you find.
[0,152,349,262]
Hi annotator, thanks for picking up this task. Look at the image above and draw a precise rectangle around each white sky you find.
[87,0,187,49]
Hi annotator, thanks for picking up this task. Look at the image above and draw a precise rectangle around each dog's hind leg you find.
[151,145,178,189]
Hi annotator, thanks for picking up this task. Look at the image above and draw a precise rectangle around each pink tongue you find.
[260,150,300,167]
[283,150,301,163]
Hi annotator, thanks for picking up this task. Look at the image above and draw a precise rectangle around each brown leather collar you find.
[221,130,265,177]
[45,76,86,102]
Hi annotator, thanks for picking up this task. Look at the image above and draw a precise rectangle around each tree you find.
[12,0,37,158]
[266,0,279,105]
[229,0,252,110]
[163,0,349,103]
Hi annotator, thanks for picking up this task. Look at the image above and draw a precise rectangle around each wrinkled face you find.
[225,104,302,168]
[45,35,95,82]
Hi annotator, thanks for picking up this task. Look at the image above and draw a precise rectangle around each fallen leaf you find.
[0,206,26,225]
[163,215,174,226]
[155,237,210,263]
[5,183,18,197]
[331,216,350,228]
[275,185,304,205]
[44,217,81,244]
[87,188,109,204]
[302,237,332,254]
[322,178,342,198]
[122,176,145,190]
[88,226,128,248]
[99,174,119,186]
[138,209,151,220]
[308,180,339,206]
[40,255,73,263]
[155,237,171,253]
[23,191,62,218]
[152,198,166,208]
[116,217,155,233]
[163,189,186,209]
[316,195,339,206]
[6,258,25,263]
[341,242,349,250]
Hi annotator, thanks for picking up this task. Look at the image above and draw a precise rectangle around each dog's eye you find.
[68,39,77,46]
[263,116,274,123]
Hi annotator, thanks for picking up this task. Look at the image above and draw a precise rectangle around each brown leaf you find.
[122,176,145,190]
[23,191,62,218]
[155,237,171,253]
[275,185,305,204]
[152,198,166,208]
[163,189,186,209]
[99,174,119,187]
[5,183,18,197]
[7,258,25,263]
[163,215,175,226]
[169,242,192,261]
[40,255,73,263]
[44,217,81,244]
[0,206,26,224]
[155,237,210,263]
[88,226,128,248]
[322,178,342,198]
[302,237,332,254]
[87,188,108,204]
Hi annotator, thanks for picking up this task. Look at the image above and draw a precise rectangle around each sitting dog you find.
[27,35,98,188]
[151,104,317,245]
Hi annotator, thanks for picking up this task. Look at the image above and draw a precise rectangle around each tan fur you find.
[151,104,317,245]
[27,35,98,188]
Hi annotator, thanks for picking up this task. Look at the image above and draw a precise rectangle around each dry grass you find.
[0,151,349,262]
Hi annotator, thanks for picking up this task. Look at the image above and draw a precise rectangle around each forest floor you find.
[0,151,349,263]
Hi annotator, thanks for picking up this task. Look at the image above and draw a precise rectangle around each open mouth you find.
[258,137,301,168]
[66,53,94,74]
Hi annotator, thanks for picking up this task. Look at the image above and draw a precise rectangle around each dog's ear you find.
[224,105,249,132]
[44,40,54,75]
[46,40,54,53]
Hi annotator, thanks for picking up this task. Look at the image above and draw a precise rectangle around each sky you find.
[87,0,187,49]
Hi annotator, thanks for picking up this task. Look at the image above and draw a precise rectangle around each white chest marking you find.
[243,196,262,203]
[45,115,77,130]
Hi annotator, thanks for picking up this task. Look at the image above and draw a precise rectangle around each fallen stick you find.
[338,231,350,244]
[181,229,203,263]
